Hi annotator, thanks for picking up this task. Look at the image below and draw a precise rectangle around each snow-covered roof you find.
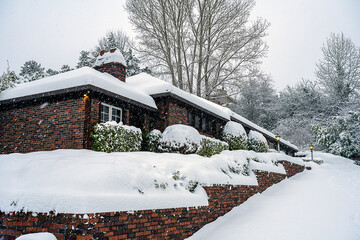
[127,73,298,151]
[127,73,231,120]
[94,48,126,67]
[0,67,157,109]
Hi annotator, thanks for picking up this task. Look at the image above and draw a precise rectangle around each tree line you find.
[0,30,149,87]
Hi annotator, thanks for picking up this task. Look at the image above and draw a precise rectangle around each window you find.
[188,112,193,126]
[100,103,122,123]
[202,117,207,131]
[195,115,200,129]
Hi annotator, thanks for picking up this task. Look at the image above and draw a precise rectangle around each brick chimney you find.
[93,48,127,82]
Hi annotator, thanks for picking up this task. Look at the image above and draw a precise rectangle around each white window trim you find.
[100,103,122,123]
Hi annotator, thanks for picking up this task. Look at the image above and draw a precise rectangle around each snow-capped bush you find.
[91,121,142,152]
[159,124,201,154]
[142,129,162,152]
[198,136,229,157]
[16,232,57,240]
[248,130,269,152]
[312,111,360,159]
[221,121,248,150]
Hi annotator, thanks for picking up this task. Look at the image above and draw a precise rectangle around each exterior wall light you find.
[310,145,314,161]
[275,135,280,152]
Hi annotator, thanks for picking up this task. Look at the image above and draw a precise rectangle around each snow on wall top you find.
[0,149,301,213]
[127,73,298,151]
[0,67,157,109]
[94,48,126,67]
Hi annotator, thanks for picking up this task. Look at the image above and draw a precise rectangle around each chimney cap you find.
[94,48,126,67]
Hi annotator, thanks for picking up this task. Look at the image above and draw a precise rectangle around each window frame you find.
[100,102,122,123]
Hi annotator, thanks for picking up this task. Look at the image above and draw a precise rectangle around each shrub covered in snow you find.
[91,121,142,152]
[248,130,269,152]
[312,111,360,159]
[159,124,201,154]
[198,136,229,157]
[221,121,248,150]
[142,129,162,152]
[16,232,57,240]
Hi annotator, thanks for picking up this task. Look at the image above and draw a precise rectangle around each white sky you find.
[0,0,359,91]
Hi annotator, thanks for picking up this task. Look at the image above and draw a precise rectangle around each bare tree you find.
[126,0,269,98]
[315,32,360,104]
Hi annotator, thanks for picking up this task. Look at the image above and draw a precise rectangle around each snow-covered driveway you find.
[188,152,360,240]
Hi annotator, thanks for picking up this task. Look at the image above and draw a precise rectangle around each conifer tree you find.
[76,50,94,68]
[60,65,72,73]
[46,68,59,76]
[19,60,45,82]
[0,66,18,92]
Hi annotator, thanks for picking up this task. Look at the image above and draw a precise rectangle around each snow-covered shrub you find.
[248,130,269,152]
[159,124,201,154]
[220,156,250,177]
[91,121,142,152]
[198,136,229,157]
[312,111,360,159]
[142,129,162,152]
[221,121,248,150]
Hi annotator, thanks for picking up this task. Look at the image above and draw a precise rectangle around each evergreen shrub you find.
[91,121,142,152]
[248,130,269,152]
[198,136,229,157]
[221,121,248,150]
[142,129,162,152]
[159,124,201,154]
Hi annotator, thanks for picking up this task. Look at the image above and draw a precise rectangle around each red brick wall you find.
[167,102,188,126]
[0,161,305,240]
[279,160,305,177]
[0,98,86,154]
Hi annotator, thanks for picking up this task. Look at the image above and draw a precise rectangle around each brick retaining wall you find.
[0,161,305,240]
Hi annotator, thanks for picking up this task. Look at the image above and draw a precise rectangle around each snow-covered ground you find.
[0,149,295,213]
[187,152,360,240]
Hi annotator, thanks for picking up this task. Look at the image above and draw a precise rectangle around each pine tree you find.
[19,60,45,82]
[76,50,94,68]
[0,67,18,92]
[60,65,72,73]
[46,68,59,76]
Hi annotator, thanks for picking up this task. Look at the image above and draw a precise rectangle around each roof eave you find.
[0,85,158,112]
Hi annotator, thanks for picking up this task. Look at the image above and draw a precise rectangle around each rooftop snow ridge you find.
[94,48,126,67]
[0,67,157,109]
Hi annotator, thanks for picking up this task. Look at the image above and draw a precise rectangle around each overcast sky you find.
[0,0,359,90]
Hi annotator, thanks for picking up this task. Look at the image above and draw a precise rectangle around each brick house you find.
[0,49,298,154]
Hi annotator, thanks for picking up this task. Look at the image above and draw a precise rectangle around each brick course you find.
[167,102,188,126]
[0,160,305,240]
[0,98,86,154]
